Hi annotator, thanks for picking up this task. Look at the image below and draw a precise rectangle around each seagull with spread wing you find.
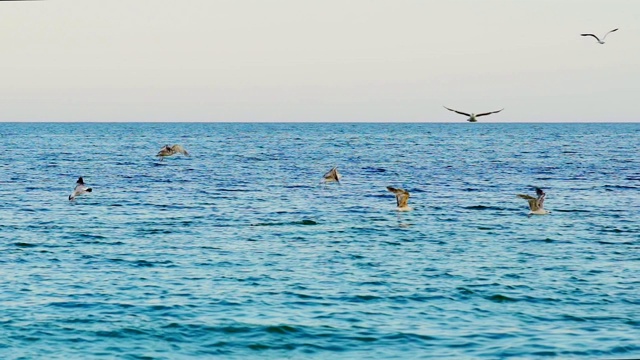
[443,106,504,122]
[322,166,341,184]
[157,144,190,160]
[581,28,618,44]
[516,187,550,215]
[387,186,412,211]
[69,177,93,201]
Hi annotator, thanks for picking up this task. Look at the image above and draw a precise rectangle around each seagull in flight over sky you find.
[580,28,618,44]
[443,106,504,122]
[516,187,550,215]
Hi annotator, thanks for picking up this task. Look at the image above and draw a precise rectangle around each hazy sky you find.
[1,0,638,122]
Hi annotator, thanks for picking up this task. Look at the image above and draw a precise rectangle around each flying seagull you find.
[516,187,550,215]
[387,186,412,211]
[322,166,341,183]
[69,177,92,201]
[443,106,504,122]
[157,144,189,160]
[581,28,618,44]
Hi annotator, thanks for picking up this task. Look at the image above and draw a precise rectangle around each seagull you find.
[157,144,189,160]
[443,106,504,122]
[516,187,550,215]
[387,186,412,211]
[322,166,341,183]
[581,28,618,44]
[69,177,92,201]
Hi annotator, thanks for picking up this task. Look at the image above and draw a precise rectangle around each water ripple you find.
[0,123,639,359]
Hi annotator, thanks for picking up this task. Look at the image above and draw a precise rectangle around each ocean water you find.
[0,122,638,359]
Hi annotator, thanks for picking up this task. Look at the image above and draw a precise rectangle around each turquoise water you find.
[0,122,638,359]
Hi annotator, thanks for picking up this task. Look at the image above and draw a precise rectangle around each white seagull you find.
[69,177,92,201]
[443,106,504,122]
[322,166,341,184]
[580,28,618,44]
[516,187,550,215]
[387,186,412,211]
[157,144,189,160]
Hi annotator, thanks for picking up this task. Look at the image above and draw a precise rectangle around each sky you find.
[1,0,638,122]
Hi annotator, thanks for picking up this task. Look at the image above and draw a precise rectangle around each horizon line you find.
[0,121,638,124]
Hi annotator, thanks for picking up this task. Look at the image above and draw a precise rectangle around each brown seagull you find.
[322,166,341,183]
[516,187,550,215]
[387,186,412,211]
[157,144,189,160]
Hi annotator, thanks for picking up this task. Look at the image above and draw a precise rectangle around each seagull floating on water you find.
[157,144,189,160]
[322,166,341,183]
[516,187,550,215]
[387,186,412,211]
[581,28,618,44]
[69,177,92,201]
[443,106,504,122]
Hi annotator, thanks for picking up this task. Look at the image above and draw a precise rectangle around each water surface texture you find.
[0,123,639,359]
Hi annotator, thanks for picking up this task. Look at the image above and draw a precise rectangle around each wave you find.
[604,184,638,190]
[464,205,507,211]
[597,226,638,235]
[14,242,38,248]
[597,240,637,245]
[362,166,387,173]
[251,220,318,226]
[486,294,519,303]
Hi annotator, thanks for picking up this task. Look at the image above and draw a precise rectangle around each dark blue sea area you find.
[0,122,638,359]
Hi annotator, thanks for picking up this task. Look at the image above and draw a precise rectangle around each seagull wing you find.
[171,144,189,156]
[323,167,336,178]
[387,187,410,207]
[71,182,89,199]
[476,108,504,117]
[517,194,539,211]
[580,33,601,42]
[602,28,619,40]
[157,145,172,156]
[534,189,546,209]
[516,194,535,200]
[397,192,410,208]
[323,167,339,182]
[157,148,170,156]
[443,106,471,117]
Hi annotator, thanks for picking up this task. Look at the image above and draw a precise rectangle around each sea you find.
[0,122,638,359]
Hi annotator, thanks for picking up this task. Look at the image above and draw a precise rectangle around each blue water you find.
[0,122,638,359]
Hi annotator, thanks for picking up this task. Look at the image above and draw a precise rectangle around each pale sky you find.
[1,0,638,122]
